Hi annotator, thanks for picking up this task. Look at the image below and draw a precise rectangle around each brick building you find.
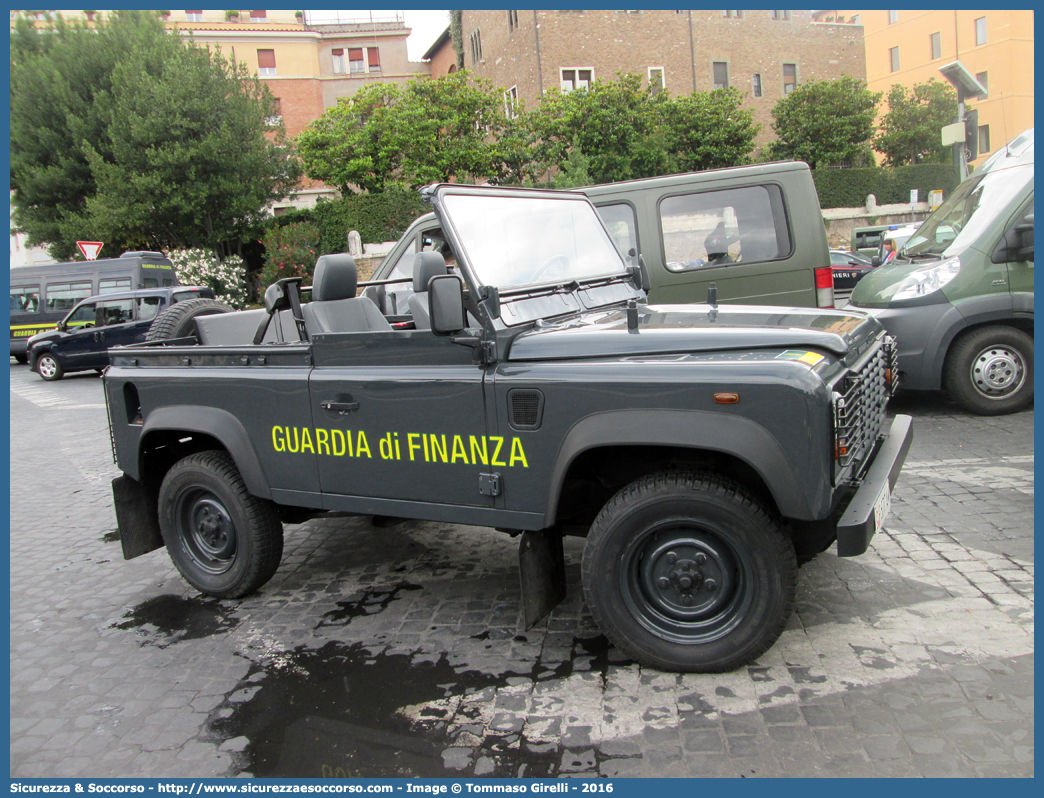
[444,10,867,149]
[819,9,1034,167]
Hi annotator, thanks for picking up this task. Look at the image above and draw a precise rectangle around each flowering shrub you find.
[165,248,249,309]
[259,221,320,293]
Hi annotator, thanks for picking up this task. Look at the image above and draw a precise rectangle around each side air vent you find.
[508,389,544,430]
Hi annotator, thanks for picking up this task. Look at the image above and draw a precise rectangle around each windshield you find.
[905,165,1034,256]
[443,193,627,288]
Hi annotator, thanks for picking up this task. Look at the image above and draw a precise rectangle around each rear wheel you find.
[581,471,796,673]
[158,450,283,598]
[13,353,28,365]
[35,351,64,381]
[945,326,1033,415]
[146,298,233,343]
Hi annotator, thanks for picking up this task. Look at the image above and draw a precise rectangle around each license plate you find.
[872,484,892,534]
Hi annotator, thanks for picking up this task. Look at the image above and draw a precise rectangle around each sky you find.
[305,9,451,61]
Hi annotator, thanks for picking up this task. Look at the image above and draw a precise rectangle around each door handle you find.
[320,400,360,415]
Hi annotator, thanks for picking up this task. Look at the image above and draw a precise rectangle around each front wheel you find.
[581,471,796,673]
[945,326,1033,415]
[158,450,283,598]
[35,351,64,381]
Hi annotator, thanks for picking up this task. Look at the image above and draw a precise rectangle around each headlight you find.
[892,257,961,301]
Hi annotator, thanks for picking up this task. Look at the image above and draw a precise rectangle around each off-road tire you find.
[944,326,1033,416]
[145,298,233,343]
[158,450,283,598]
[35,351,64,381]
[581,471,797,673]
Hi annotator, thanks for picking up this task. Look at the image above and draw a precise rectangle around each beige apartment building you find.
[820,9,1034,166]
[442,10,867,149]
[161,10,431,209]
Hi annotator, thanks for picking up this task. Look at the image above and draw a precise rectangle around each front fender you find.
[543,409,813,525]
[139,405,271,499]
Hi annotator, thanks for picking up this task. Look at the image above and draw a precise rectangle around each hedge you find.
[265,187,429,254]
[812,164,961,209]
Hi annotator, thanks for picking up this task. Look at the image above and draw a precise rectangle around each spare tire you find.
[146,298,233,343]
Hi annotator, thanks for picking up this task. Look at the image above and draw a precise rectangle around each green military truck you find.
[104,185,912,673]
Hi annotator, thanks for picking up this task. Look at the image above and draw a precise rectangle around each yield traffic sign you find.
[77,241,104,260]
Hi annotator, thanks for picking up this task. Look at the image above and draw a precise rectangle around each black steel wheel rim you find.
[176,488,237,574]
[620,519,754,644]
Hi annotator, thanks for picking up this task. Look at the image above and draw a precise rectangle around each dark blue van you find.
[27,286,213,380]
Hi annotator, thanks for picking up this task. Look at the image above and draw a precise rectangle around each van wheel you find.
[581,471,796,673]
[945,326,1033,416]
[146,298,232,343]
[13,354,28,365]
[158,450,283,598]
[35,352,64,381]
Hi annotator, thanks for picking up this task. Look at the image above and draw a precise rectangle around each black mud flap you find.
[112,474,164,560]
[518,528,566,629]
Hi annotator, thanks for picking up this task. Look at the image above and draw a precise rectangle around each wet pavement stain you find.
[206,634,624,778]
[314,582,423,630]
[112,595,240,648]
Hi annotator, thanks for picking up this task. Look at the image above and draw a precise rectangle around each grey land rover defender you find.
[104,185,912,673]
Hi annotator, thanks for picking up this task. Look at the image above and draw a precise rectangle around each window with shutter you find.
[349,48,365,73]
[368,48,381,72]
[257,49,276,76]
[331,48,345,74]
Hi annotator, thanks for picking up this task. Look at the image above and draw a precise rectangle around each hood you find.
[26,329,62,347]
[507,303,880,362]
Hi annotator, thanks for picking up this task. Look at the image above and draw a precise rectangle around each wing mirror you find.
[871,255,882,267]
[428,274,466,336]
[992,213,1034,264]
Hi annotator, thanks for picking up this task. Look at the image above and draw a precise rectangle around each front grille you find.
[833,336,896,472]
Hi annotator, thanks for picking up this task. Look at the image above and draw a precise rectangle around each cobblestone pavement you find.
[9,365,1033,778]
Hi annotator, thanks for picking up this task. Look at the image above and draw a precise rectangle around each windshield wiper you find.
[498,271,631,298]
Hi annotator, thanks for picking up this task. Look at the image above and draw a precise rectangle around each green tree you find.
[296,72,509,192]
[873,79,959,166]
[660,88,759,172]
[769,76,882,168]
[522,75,757,185]
[10,10,299,261]
[527,73,672,184]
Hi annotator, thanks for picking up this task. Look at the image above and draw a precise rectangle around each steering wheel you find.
[531,254,571,283]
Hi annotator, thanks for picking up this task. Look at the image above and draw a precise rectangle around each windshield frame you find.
[429,184,631,295]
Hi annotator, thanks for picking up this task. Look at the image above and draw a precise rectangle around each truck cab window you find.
[659,185,790,272]
[596,203,639,266]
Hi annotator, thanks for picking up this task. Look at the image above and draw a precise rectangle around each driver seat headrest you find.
[312,254,358,301]
[413,252,449,292]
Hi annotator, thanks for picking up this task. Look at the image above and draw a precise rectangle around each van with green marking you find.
[847,128,1033,415]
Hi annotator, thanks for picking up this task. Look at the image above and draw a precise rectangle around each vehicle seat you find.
[196,308,302,345]
[302,254,392,335]
[407,252,449,330]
